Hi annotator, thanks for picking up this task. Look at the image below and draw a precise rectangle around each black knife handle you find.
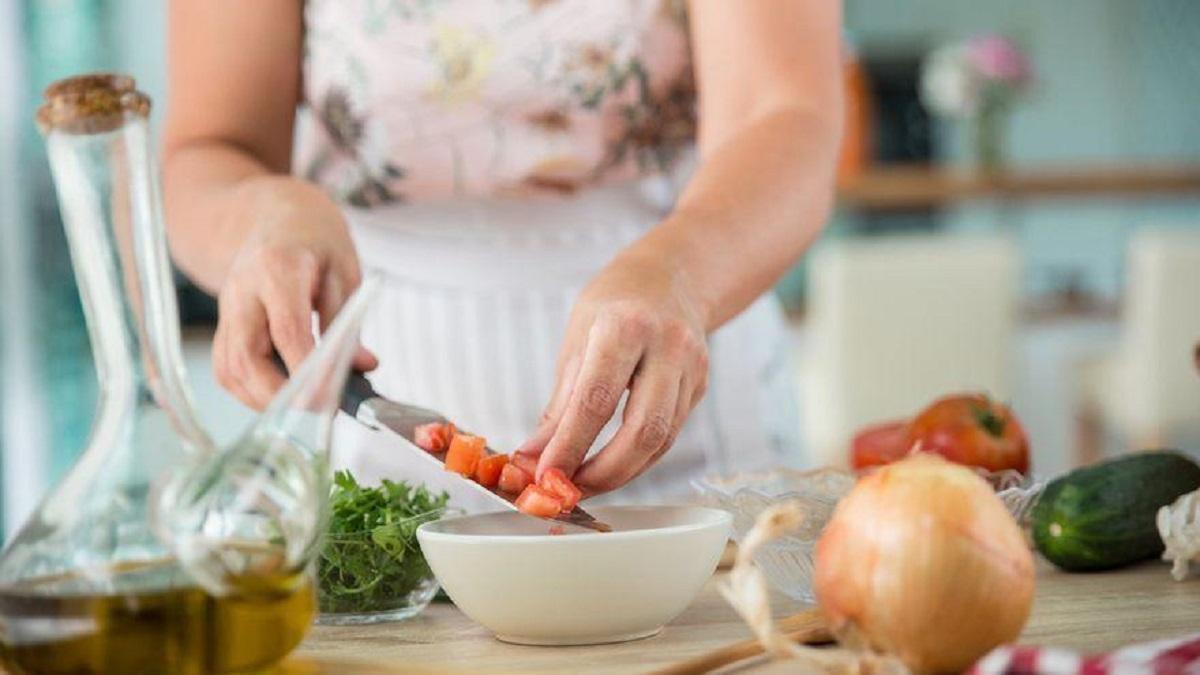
[340,370,379,417]
[270,350,377,417]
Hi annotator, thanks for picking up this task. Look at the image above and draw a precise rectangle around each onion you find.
[814,454,1034,674]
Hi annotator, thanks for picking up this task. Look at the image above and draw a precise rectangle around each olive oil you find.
[0,559,315,674]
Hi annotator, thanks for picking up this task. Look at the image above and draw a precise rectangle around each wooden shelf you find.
[838,164,1200,210]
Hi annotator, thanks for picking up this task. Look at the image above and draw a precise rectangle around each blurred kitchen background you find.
[2,0,1199,539]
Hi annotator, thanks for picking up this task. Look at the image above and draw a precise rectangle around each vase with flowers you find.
[920,35,1033,171]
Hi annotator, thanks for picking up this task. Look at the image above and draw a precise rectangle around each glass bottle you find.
[154,270,382,599]
[0,73,374,674]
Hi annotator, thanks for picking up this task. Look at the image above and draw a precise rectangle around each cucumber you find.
[1032,451,1200,572]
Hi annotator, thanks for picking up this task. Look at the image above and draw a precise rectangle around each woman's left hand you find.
[517,252,710,495]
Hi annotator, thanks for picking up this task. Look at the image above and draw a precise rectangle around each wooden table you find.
[287,560,1200,674]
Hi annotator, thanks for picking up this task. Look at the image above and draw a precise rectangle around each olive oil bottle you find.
[0,74,374,674]
[0,560,315,674]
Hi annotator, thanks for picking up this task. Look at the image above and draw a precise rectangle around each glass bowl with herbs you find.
[316,470,451,625]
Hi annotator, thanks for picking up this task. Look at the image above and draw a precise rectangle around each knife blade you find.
[340,371,611,532]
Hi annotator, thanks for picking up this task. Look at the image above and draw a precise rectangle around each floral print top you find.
[296,0,696,206]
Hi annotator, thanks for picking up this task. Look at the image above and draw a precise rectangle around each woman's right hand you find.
[212,176,377,409]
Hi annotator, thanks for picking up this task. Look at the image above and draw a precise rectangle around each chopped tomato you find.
[444,433,485,477]
[509,452,538,477]
[474,453,509,488]
[537,467,582,512]
[547,525,565,536]
[515,485,564,518]
[413,422,455,453]
[497,463,533,494]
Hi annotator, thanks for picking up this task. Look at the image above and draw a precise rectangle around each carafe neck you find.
[44,111,208,451]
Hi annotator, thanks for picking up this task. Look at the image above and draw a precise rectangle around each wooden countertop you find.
[286,560,1200,674]
[838,164,1200,210]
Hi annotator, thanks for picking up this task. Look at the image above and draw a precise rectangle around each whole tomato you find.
[907,394,1029,474]
[850,420,911,470]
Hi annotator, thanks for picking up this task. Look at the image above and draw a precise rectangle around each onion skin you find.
[814,454,1035,674]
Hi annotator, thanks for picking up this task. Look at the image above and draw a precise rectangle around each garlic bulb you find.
[1158,488,1200,581]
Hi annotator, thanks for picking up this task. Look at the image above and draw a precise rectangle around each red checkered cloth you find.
[970,634,1200,675]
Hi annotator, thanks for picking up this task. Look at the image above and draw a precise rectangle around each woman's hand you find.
[212,176,376,409]
[517,251,710,495]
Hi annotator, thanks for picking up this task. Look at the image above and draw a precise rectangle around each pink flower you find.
[966,35,1032,85]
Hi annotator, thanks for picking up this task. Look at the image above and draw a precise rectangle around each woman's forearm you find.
[628,105,842,331]
[522,104,840,492]
[163,141,340,293]
[164,140,272,292]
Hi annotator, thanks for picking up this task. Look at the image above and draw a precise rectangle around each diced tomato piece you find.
[444,433,485,477]
[474,454,509,488]
[537,467,582,512]
[515,485,564,518]
[548,525,565,536]
[497,463,533,494]
[414,422,455,453]
[510,452,538,476]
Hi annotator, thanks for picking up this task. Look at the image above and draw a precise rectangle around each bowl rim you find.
[416,504,732,543]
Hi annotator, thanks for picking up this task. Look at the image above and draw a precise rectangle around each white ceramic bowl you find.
[417,505,731,646]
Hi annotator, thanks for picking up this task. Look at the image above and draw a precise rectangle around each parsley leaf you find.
[317,470,449,614]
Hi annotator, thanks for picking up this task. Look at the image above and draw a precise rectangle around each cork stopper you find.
[36,73,151,135]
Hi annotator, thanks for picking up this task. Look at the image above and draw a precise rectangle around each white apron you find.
[331,178,802,507]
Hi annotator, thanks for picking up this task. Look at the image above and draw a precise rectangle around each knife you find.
[339,371,611,532]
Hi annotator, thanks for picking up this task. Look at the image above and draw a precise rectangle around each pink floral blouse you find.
[296,0,697,206]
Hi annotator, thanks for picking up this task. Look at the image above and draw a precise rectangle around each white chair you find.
[1079,229,1200,458]
[799,233,1020,467]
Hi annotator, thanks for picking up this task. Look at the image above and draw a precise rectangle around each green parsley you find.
[317,470,450,614]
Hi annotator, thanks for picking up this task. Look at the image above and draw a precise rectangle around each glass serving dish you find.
[315,508,452,625]
[694,466,1044,602]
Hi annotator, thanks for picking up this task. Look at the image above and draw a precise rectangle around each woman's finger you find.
[516,353,581,458]
[316,270,378,372]
[626,375,693,485]
[223,292,286,409]
[689,355,709,410]
[212,311,256,409]
[536,318,644,479]
[671,374,694,450]
[263,263,319,375]
[572,359,682,495]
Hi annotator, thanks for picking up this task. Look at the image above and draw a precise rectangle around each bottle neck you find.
[45,117,209,450]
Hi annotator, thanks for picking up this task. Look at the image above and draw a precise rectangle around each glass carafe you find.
[0,73,373,674]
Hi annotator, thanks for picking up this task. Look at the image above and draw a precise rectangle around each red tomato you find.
[413,423,440,452]
[515,485,564,518]
[412,420,451,451]
[907,394,1030,474]
[498,463,533,494]
[510,452,538,477]
[444,433,486,477]
[850,420,912,470]
[537,467,582,512]
[413,422,454,453]
[474,453,509,488]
